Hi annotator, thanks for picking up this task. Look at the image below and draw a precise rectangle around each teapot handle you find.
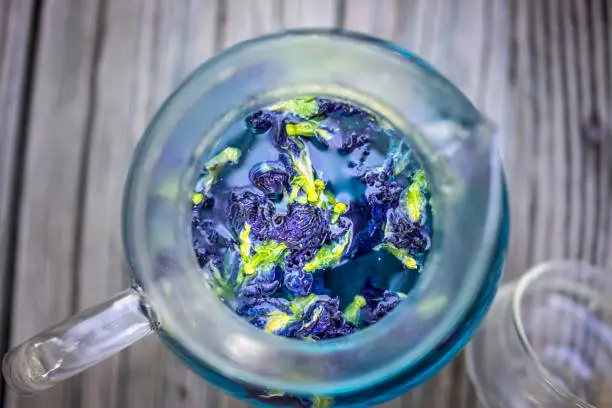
[2,288,153,394]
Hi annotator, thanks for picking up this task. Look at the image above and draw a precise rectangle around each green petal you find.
[270,97,319,119]
[197,147,242,196]
[288,294,318,317]
[313,396,334,408]
[403,169,428,223]
[376,243,418,270]
[264,311,295,333]
[241,240,287,276]
[303,228,351,272]
[343,295,366,325]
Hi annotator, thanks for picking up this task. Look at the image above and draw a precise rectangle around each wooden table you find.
[1,0,610,407]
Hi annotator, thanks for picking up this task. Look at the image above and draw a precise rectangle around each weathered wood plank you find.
[73,2,224,408]
[4,1,612,408]
[222,0,280,48]
[73,1,157,407]
[0,0,37,401]
[281,0,340,27]
[4,0,104,407]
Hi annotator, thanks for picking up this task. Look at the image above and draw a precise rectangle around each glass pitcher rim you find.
[122,29,505,394]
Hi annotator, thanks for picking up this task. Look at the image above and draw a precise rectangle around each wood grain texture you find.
[1,0,611,407]
[4,0,103,407]
[0,0,36,401]
[74,2,225,408]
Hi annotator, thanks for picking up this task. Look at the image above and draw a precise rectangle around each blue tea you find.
[191,97,432,341]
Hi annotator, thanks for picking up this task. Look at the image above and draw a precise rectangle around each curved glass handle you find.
[2,288,153,395]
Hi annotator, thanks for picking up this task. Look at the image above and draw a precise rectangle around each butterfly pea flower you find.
[331,202,347,223]
[194,147,242,200]
[314,187,348,222]
[205,260,242,300]
[237,297,300,336]
[328,216,353,242]
[227,190,276,240]
[192,192,205,205]
[192,217,234,250]
[287,293,319,316]
[402,169,429,223]
[296,295,355,340]
[385,139,412,176]
[240,238,288,277]
[312,396,335,408]
[249,161,291,201]
[246,110,279,133]
[375,242,418,270]
[238,216,287,279]
[263,310,297,334]
[361,278,385,302]
[241,269,281,298]
[270,118,304,157]
[337,113,379,154]
[192,217,235,270]
[286,140,324,204]
[239,223,252,258]
[343,295,366,326]
[369,291,405,323]
[286,120,332,141]
[269,97,319,119]
[362,167,404,208]
[272,203,329,251]
[284,247,318,271]
[303,227,351,272]
[316,98,356,117]
[237,296,291,318]
[384,208,431,253]
[338,129,372,154]
[284,268,314,296]
[298,295,340,337]
[361,279,406,324]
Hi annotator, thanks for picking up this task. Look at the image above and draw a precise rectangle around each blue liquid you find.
[196,109,428,302]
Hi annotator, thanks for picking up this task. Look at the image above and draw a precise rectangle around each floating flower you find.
[227,190,276,240]
[284,269,314,296]
[249,161,290,200]
[361,279,406,324]
[296,295,355,340]
[316,98,356,116]
[402,169,429,223]
[385,139,412,176]
[328,216,353,242]
[246,110,276,132]
[192,98,434,342]
[285,139,324,204]
[195,147,242,197]
[240,269,281,298]
[269,97,319,119]
[361,167,404,208]
[375,242,418,270]
[240,238,287,276]
[343,295,366,326]
[272,203,329,251]
[237,297,299,336]
[384,208,431,253]
[303,227,351,273]
[286,120,332,141]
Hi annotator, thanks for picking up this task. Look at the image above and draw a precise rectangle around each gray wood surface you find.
[0,0,36,401]
[1,0,611,407]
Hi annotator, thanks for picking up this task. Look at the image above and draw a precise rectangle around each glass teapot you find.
[2,30,508,407]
